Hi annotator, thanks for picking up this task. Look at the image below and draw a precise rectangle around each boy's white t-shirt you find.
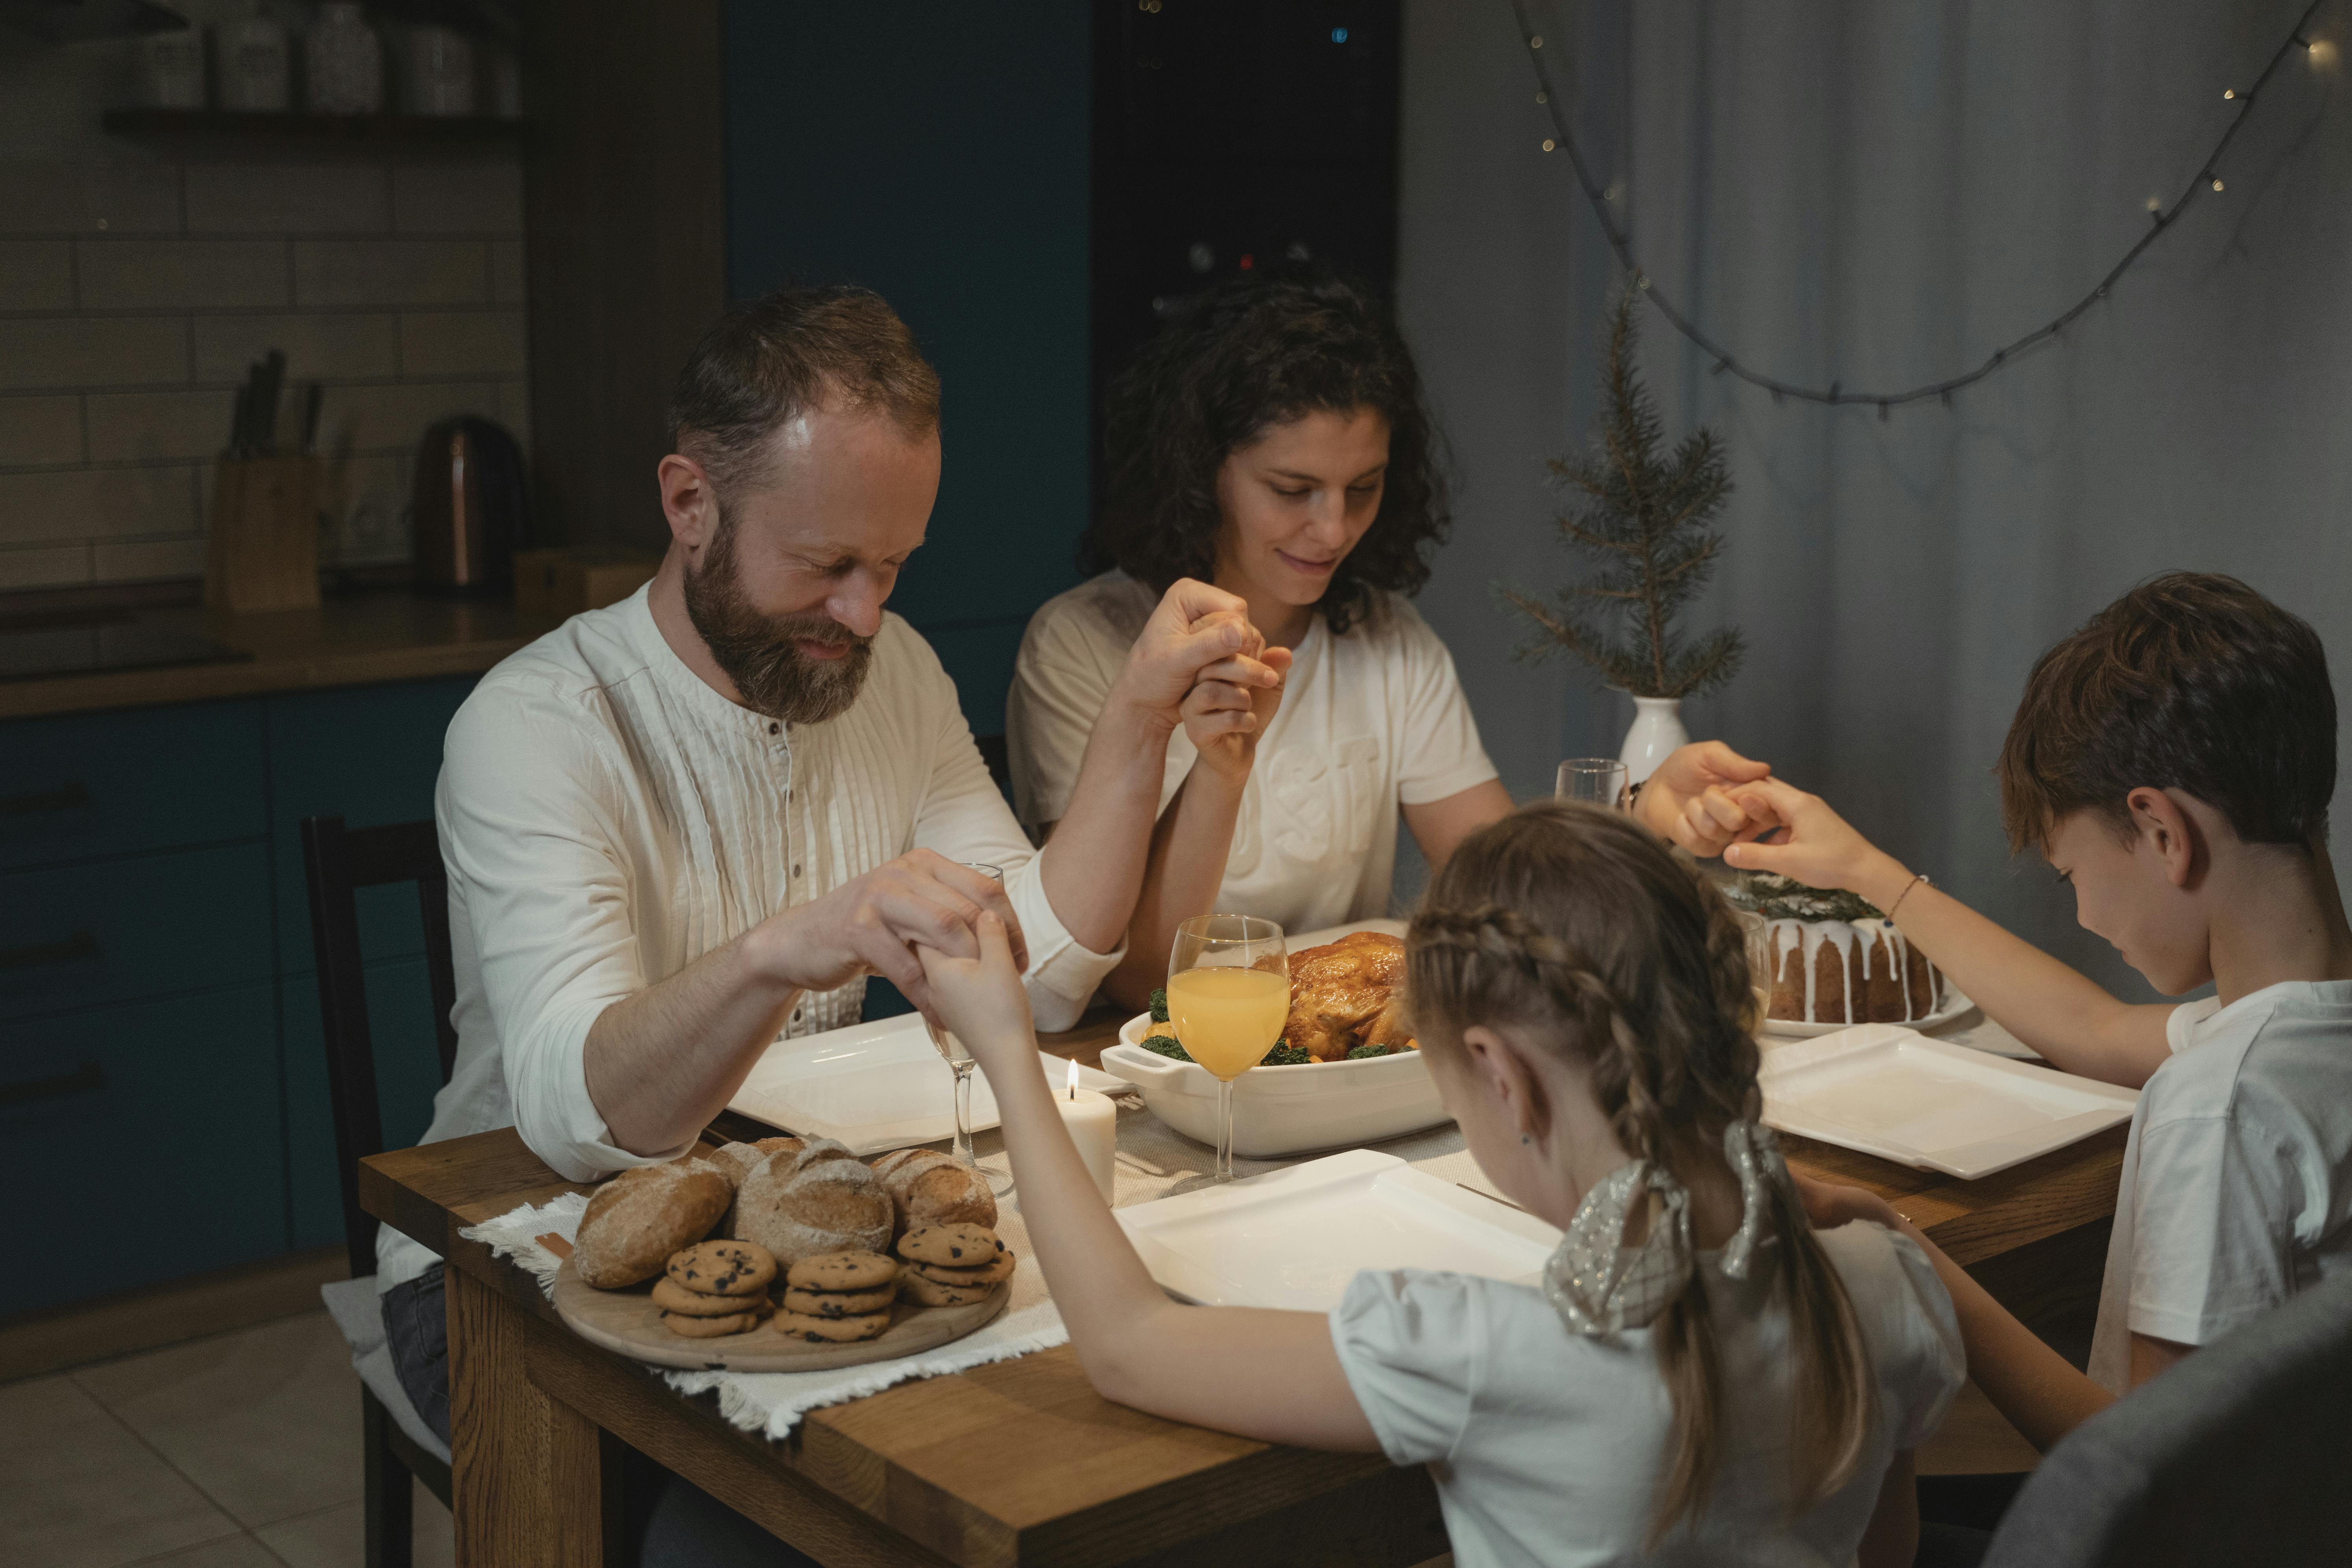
[1007,572,1498,933]
[1330,1223,1962,1568]
[2087,978,2352,1392]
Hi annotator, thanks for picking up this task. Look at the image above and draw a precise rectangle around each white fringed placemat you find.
[461,1096,1493,1439]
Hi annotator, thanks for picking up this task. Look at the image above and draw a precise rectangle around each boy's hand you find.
[1636,741,1777,856]
[1721,777,1914,908]
[915,911,1037,1069]
[1792,1171,1910,1234]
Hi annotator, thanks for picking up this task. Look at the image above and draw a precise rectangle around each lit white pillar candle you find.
[1055,1056,1119,1203]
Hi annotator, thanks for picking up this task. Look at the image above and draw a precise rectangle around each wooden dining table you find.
[360,1008,2123,1568]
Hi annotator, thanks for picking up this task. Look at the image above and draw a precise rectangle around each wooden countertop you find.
[0,592,560,722]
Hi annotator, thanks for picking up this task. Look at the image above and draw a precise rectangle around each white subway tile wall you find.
[0,154,527,587]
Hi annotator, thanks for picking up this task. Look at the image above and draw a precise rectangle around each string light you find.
[1506,0,2328,411]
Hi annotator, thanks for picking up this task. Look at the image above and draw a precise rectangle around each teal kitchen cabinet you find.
[0,699,265,871]
[0,985,284,1317]
[267,676,479,975]
[0,673,479,1317]
[281,959,447,1250]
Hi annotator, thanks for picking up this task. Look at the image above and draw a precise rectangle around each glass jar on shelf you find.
[305,2,383,116]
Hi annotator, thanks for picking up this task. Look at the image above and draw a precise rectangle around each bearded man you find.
[375,288,1279,1505]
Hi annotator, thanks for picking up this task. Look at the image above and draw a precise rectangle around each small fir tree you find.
[1499,285,1744,699]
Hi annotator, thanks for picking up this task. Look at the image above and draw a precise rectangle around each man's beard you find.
[681,508,875,725]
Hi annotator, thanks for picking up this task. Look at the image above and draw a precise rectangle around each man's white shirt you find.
[377,586,1119,1292]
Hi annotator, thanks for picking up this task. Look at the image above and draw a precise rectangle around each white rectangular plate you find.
[1760,1024,2138,1179]
[1113,1148,1561,1309]
[727,1012,1127,1157]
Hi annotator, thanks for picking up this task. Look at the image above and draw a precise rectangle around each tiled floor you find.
[0,1311,452,1568]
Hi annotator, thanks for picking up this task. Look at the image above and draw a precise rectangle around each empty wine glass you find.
[1557,757,1631,809]
[1166,914,1288,1183]
[925,862,1014,1194]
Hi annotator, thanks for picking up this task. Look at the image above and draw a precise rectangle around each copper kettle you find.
[412,416,529,595]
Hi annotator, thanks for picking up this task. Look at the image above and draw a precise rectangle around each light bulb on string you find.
[2223,87,2237,99]
[2211,176,2225,192]
[2311,38,2341,69]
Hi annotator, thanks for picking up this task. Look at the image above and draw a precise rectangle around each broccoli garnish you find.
[1140,1032,1190,1061]
[1261,1042,1313,1066]
[1148,987,1169,1024]
[1346,1042,1394,1060]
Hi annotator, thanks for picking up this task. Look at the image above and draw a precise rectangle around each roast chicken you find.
[1284,930,1419,1062]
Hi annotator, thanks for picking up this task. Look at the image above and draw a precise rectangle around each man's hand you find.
[1720,777,1914,908]
[1634,741,1777,855]
[1109,578,1284,732]
[915,911,1037,1071]
[750,850,1028,1021]
[1182,643,1293,781]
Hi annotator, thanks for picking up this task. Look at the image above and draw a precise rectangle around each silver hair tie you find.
[1542,1120,1791,1337]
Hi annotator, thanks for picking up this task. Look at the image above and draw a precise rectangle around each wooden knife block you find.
[206,455,321,613]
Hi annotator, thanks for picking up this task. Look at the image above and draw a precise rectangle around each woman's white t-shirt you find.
[1329,1223,1963,1568]
[1007,571,1499,932]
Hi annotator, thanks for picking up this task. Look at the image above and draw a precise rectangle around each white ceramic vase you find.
[1618,696,1689,785]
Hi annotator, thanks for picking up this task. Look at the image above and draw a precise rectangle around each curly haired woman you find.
[1008,271,1770,1007]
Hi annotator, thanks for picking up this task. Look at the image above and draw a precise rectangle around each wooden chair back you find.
[300,815,459,1279]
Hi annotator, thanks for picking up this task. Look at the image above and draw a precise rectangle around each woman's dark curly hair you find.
[1080,270,1449,636]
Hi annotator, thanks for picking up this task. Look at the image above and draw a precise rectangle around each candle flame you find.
[1066,1056,1080,1099]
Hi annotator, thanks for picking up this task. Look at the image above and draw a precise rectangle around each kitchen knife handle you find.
[0,1061,107,1109]
[0,930,100,972]
[0,780,92,817]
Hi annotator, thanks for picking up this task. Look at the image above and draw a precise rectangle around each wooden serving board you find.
[551,1257,1010,1372]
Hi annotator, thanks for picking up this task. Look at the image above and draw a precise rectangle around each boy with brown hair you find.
[1727,572,2352,1448]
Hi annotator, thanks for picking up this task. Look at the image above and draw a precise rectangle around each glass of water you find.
[924,862,1014,1194]
[1556,757,1631,809]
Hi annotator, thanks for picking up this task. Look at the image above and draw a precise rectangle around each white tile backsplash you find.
[76,238,290,311]
[0,543,91,590]
[192,312,403,384]
[399,310,526,377]
[1,151,525,588]
[85,389,240,463]
[0,239,74,310]
[0,396,84,467]
[186,165,393,236]
[294,239,489,307]
[93,535,207,584]
[0,316,188,391]
[0,162,182,235]
[393,164,524,236]
[0,465,199,545]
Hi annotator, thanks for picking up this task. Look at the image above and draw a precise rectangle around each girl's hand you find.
[1792,1171,1909,1233]
[1182,643,1291,782]
[1721,777,1914,908]
[1636,741,1776,856]
[915,912,1036,1070]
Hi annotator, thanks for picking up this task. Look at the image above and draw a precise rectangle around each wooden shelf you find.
[102,109,525,143]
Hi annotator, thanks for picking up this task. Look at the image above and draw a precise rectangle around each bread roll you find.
[733,1139,893,1265]
[706,1136,802,1187]
[573,1161,732,1289]
[869,1147,996,1235]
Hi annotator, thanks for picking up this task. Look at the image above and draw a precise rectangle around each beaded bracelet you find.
[1886,872,1931,920]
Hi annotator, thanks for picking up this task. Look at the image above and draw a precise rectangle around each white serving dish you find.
[1100,917,1448,1157]
[1114,1148,1560,1309]
[727,1012,1126,1157]
[1760,985,1977,1039]
[1758,1023,2138,1179]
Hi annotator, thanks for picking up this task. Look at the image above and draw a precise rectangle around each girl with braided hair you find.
[916,800,1959,1566]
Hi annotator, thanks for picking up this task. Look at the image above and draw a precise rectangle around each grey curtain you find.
[1399,0,2350,994]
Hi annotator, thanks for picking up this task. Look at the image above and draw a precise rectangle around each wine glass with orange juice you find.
[1166,914,1288,1183]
